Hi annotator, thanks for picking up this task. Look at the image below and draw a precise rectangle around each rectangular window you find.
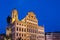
[19,33,21,36]
[17,27,18,31]
[16,33,18,36]
[22,28,23,32]
[22,34,23,37]
[19,28,21,31]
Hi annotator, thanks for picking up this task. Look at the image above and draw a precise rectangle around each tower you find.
[11,9,18,23]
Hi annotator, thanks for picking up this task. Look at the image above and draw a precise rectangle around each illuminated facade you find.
[6,9,45,40]
[37,26,45,40]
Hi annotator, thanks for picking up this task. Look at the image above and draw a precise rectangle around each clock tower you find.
[11,9,18,23]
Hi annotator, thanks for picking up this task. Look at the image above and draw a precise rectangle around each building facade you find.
[45,33,53,40]
[45,32,60,40]
[6,25,12,40]
[6,9,45,40]
[37,26,45,40]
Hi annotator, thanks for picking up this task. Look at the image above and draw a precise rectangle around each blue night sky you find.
[0,0,60,34]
